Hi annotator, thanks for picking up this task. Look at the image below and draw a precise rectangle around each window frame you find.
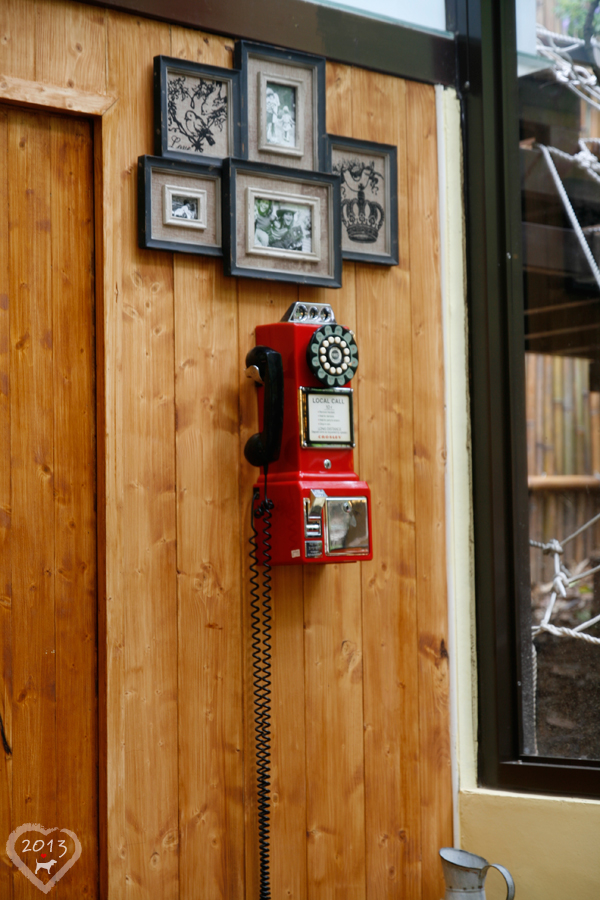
[461,0,600,797]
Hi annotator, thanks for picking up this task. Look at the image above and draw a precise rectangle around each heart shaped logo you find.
[6,824,82,894]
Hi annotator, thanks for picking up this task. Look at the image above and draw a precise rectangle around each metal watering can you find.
[440,848,515,900]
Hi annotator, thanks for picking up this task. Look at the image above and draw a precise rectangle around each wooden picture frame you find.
[223,158,341,287]
[326,135,399,266]
[234,40,326,171]
[138,155,222,256]
[153,55,241,163]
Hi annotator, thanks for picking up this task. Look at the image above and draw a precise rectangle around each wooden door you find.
[0,106,98,898]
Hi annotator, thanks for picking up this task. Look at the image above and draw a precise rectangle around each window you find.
[465,0,600,795]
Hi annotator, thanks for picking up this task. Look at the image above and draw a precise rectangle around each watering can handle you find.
[483,864,515,900]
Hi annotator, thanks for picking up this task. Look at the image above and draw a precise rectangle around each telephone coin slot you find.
[304,495,324,538]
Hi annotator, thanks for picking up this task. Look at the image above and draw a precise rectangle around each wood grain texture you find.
[0,0,35,81]
[406,81,452,900]
[0,106,14,900]
[9,110,57,900]
[352,69,423,900]
[236,279,305,900]
[294,66,365,900]
[170,25,234,67]
[98,99,126,900]
[268,566,307,900]
[36,0,107,93]
[0,105,98,900]
[50,114,98,897]
[174,254,244,900]
[107,12,179,899]
[170,27,244,900]
[0,74,115,115]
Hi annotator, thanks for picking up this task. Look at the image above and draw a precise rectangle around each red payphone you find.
[244,301,372,565]
[244,301,371,900]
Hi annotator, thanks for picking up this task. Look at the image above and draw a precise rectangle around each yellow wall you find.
[460,790,600,900]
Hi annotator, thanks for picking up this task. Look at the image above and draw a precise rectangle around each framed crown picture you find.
[326,135,398,266]
[234,40,326,172]
[138,155,223,256]
[154,55,241,164]
[222,159,341,287]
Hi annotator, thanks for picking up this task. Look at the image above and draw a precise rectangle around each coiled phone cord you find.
[249,470,274,900]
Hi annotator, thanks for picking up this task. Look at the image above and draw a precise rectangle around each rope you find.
[533,623,600,645]
[536,24,600,113]
[537,143,600,291]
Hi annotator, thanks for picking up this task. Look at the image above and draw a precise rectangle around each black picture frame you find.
[325,134,399,266]
[138,155,223,257]
[222,158,342,288]
[234,40,327,171]
[153,55,241,164]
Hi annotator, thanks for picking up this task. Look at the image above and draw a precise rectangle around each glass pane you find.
[520,2,600,760]
[298,0,448,34]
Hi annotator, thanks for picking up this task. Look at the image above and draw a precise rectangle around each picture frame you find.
[223,159,341,287]
[325,135,399,266]
[234,40,326,171]
[153,55,241,164]
[138,155,222,256]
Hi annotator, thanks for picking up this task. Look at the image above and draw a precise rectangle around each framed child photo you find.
[234,40,326,171]
[223,159,341,287]
[326,135,399,266]
[138,155,222,256]
[153,55,241,163]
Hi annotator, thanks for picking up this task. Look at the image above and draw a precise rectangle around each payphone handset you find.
[244,301,372,565]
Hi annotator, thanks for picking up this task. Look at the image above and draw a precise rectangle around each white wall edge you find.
[436,83,478,848]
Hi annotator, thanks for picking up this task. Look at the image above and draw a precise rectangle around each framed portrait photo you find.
[138,155,222,256]
[154,55,241,163]
[223,159,341,287]
[326,135,399,266]
[234,41,326,171]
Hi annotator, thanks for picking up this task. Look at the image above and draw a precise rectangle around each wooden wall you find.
[0,105,98,899]
[0,2,452,897]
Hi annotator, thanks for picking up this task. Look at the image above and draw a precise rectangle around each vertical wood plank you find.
[303,560,365,900]
[298,62,366,900]
[236,280,305,900]
[353,68,423,900]
[169,27,245,900]
[406,80,452,900]
[9,109,57,900]
[268,566,308,900]
[0,0,35,81]
[170,26,233,67]
[107,13,178,899]
[0,106,14,900]
[98,97,126,900]
[174,256,245,900]
[50,114,98,897]
[35,0,107,93]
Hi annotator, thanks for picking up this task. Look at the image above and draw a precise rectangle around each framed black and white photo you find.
[138,155,222,256]
[326,135,398,266]
[162,183,207,229]
[223,159,341,287]
[234,41,326,171]
[153,55,241,163]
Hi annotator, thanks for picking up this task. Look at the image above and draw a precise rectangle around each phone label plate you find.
[299,387,354,448]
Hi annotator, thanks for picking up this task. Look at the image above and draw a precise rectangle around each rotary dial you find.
[307,324,358,387]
